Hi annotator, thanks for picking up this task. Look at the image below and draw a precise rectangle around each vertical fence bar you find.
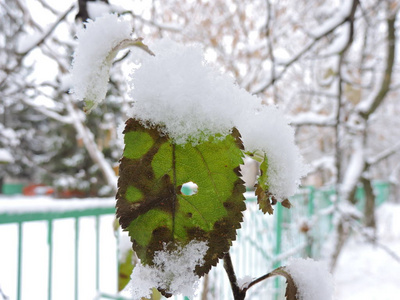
[96,215,100,292]
[74,217,79,300]
[306,187,315,257]
[116,226,120,292]
[273,203,282,300]
[47,220,53,300]
[17,222,23,300]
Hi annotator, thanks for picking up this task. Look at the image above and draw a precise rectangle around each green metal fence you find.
[0,181,391,300]
[0,199,129,300]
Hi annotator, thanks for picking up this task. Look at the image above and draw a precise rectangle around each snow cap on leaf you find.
[128,38,308,200]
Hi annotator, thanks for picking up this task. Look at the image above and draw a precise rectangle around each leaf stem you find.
[223,252,246,300]
[171,143,177,241]
[244,272,274,292]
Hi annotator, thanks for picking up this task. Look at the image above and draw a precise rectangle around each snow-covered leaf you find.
[72,14,153,113]
[284,258,334,300]
[116,118,246,295]
[255,155,275,214]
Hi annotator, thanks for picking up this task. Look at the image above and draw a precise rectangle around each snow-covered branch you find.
[17,4,75,56]
[65,98,118,192]
[252,0,359,94]
[357,14,397,118]
[129,12,183,32]
[290,113,337,127]
[22,98,73,124]
[367,140,400,166]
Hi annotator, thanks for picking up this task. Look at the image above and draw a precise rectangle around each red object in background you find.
[23,184,54,196]
[56,189,87,198]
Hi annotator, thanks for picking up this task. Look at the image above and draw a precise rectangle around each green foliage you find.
[118,248,134,292]
[116,118,246,277]
[255,155,292,214]
[255,155,275,215]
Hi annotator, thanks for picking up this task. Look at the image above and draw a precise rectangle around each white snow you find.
[71,15,308,199]
[0,196,118,300]
[236,106,309,199]
[118,229,133,263]
[1,196,400,299]
[285,258,334,300]
[129,240,208,299]
[289,112,336,127]
[86,1,113,19]
[0,148,14,163]
[237,275,253,290]
[0,196,115,215]
[334,203,400,300]
[128,38,308,200]
[128,38,250,144]
[309,2,353,38]
[71,14,132,111]
[340,136,365,200]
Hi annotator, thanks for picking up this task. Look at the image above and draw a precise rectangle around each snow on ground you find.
[0,196,118,300]
[0,196,115,214]
[0,196,400,299]
[334,203,400,300]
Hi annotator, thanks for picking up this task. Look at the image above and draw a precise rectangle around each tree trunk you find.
[330,220,349,272]
[362,177,376,228]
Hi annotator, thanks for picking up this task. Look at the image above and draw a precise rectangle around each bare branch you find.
[367,140,400,166]
[65,98,118,192]
[358,13,397,118]
[17,4,75,56]
[290,113,337,127]
[128,11,182,32]
[253,0,359,94]
[21,98,73,124]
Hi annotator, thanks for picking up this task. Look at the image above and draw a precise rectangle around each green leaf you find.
[255,155,275,215]
[118,248,134,292]
[116,118,246,277]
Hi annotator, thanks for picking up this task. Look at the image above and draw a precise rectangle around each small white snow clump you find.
[285,258,334,300]
[237,275,253,290]
[71,14,132,109]
[129,240,208,299]
[129,38,308,199]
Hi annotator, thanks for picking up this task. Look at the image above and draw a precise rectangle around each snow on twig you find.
[252,0,359,94]
[367,140,400,166]
[17,4,75,56]
[289,112,337,127]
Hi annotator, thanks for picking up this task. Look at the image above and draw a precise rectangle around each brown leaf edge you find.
[116,119,247,279]
[255,186,276,215]
[243,266,299,300]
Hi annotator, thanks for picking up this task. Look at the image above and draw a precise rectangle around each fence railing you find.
[208,181,391,299]
[0,198,128,300]
[0,181,391,300]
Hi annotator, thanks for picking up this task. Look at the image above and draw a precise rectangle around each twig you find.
[344,213,400,264]
[253,0,359,94]
[223,252,246,300]
[17,4,75,56]
[0,285,9,300]
[244,271,274,293]
[358,14,397,118]
[367,140,400,166]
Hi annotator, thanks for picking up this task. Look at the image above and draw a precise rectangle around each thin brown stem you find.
[223,252,246,300]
